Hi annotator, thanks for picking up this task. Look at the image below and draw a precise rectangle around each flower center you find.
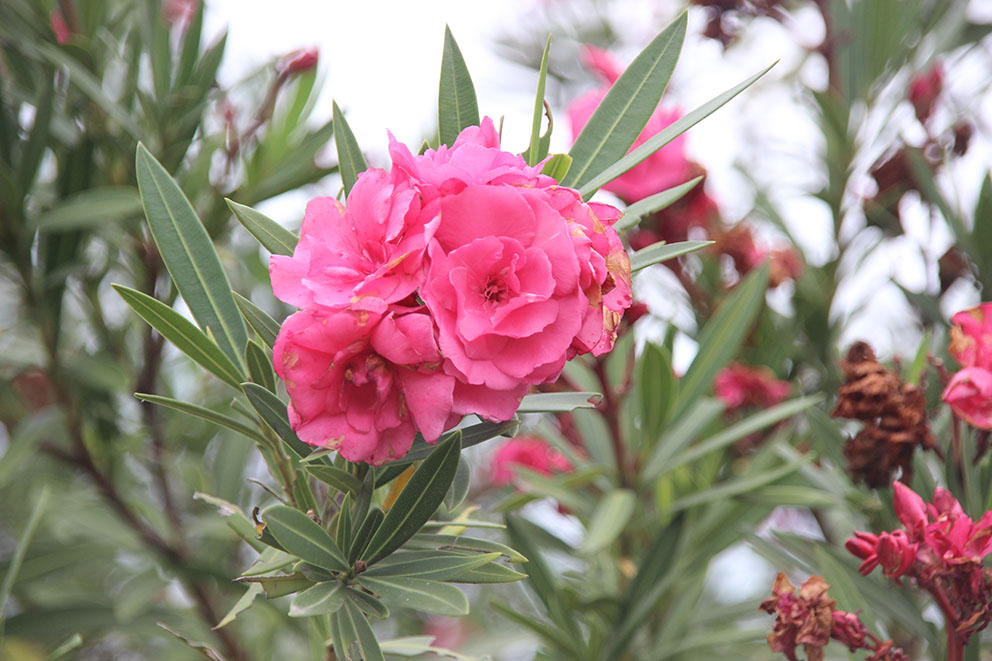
[482,274,508,304]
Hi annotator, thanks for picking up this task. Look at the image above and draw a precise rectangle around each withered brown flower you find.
[831,342,934,487]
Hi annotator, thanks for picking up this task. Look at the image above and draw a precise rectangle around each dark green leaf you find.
[349,507,383,563]
[564,13,687,190]
[289,581,346,617]
[226,198,297,256]
[134,392,267,444]
[242,382,331,464]
[362,432,462,564]
[245,339,275,392]
[338,598,385,661]
[363,551,499,580]
[136,143,248,367]
[233,291,280,349]
[357,576,468,616]
[113,285,244,387]
[306,465,362,495]
[386,420,517,467]
[332,101,368,197]
[438,26,479,147]
[345,586,390,620]
[616,177,703,231]
[630,240,713,272]
[262,505,349,573]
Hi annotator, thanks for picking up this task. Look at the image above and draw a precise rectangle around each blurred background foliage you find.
[1,0,991,659]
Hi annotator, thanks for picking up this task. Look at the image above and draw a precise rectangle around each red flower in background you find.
[490,436,572,486]
[908,62,943,125]
[714,362,790,412]
[942,303,992,430]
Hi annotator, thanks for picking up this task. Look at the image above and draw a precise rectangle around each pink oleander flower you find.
[908,62,943,125]
[163,0,199,32]
[568,46,691,204]
[272,308,457,465]
[270,168,434,314]
[491,436,572,486]
[278,47,319,77]
[948,303,992,369]
[713,362,790,412]
[942,366,992,430]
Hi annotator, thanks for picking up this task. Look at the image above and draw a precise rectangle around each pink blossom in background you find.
[277,47,319,77]
[163,0,199,32]
[908,62,943,125]
[50,8,72,44]
[568,46,691,204]
[948,303,992,369]
[713,362,790,411]
[942,367,992,430]
[272,308,457,465]
[491,436,572,485]
[270,169,434,314]
[942,303,992,429]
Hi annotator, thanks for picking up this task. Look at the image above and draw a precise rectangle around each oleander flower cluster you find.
[846,482,992,646]
[942,302,992,429]
[270,118,632,465]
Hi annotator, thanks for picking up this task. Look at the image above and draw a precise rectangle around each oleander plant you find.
[2,1,992,660]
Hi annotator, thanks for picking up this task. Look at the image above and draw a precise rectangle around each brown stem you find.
[927,584,963,661]
[592,358,629,487]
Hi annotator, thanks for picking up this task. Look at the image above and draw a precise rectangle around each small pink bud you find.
[908,63,943,125]
[49,7,72,44]
[278,47,319,76]
[892,481,928,537]
[831,610,867,651]
[876,530,916,578]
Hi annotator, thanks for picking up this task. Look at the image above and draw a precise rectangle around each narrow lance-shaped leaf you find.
[526,35,553,166]
[113,284,244,387]
[630,240,713,272]
[135,143,248,367]
[579,63,775,198]
[581,489,636,553]
[438,26,479,146]
[262,505,349,573]
[134,392,268,445]
[564,12,687,190]
[233,291,280,349]
[357,575,468,616]
[226,198,297,256]
[339,599,385,661]
[242,382,332,464]
[246,339,276,392]
[616,176,702,231]
[332,101,368,196]
[361,432,463,564]
[289,581,346,617]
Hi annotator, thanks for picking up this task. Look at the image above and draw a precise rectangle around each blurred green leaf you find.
[444,454,472,511]
[0,487,48,639]
[113,285,244,387]
[564,13,686,190]
[215,582,262,629]
[638,342,678,445]
[438,26,480,147]
[157,624,226,661]
[136,143,248,368]
[630,240,713,272]
[226,199,297,257]
[404,533,526,562]
[518,391,601,413]
[134,392,267,445]
[289,580,346,617]
[35,187,142,233]
[362,431,462,564]
[262,505,349,573]
[581,489,636,553]
[332,101,368,196]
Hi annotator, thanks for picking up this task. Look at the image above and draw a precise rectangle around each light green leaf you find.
[438,26,480,147]
[232,291,280,349]
[630,240,713,272]
[156,624,225,661]
[404,533,527,563]
[234,572,313,599]
[541,153,572,181]
[338,599,385,661]
[379,636,479,660]
[638,342,678,444]
[640,398,725,481]
[0,487,48,639]
[332,101,368,196]
[226,199,297,257]
[616,177,702,231]
[526,36,553,166]
[136,143,248,368]
[362,432,462,564]
[564,13,687,190]
[215,583,262,629]
[34,187,142,232]
[46,633,83,660]
[579,63,774,197]
[289,581,346,617]
[581,489,636,553]
[262,505,349,573]
[666,457,809,513]
[672,263,769,416]
[306,465,362,495]
[517,391,602,413]
[134,393,267,444]
[443,455,472,511]
[446,561,527,583]
[113,285,244,387]
[358,576,468,616]
[364,551,500,580]
[345,586,390,619]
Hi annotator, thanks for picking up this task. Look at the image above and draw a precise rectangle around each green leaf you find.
[616,177,703,231]
[672,263,769,416]
[638,342,678,444]
[564,13,687,190]
[666,457,809,513]
[517,391,602,413]
[443,454,471,511]
[578,63,774,198]
[332,101,368,197]
[540,153,571,181]
[46,633,83,660]
[362,432,462,564]
[215,582,262,628]
[245,339,275,392]
[157,624,225,661]
[18,79,53,194]
[526,36,553,166]
[226,198,297,257]
[580,489,636,553]
[34,186,142,233]
[438,26,479,147]
[113,285,244,387]
[379,636,478,660]
[306,465,363,495]
[242,382,330,464]
[385,419,517,467]
[404,533,527,562]
[345,586,390,619]
[338,599,385,661]
[357,576,468,616]
[262,505,349,573]
[136,143,248,368]
[349,507,384,562]
[133,393,267,445]
[234,572,313,599]
[630,240,713,272]
[364,551,500,580]
[289,581,346,617]
[0,487,48,639]
[233,291,280,349]
[446,561,526,583]
[640,398,725,481]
